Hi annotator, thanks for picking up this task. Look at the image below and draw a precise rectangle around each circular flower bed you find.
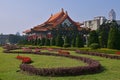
[3,47,102,76]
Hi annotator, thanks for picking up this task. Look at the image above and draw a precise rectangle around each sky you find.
[0,0,120,35]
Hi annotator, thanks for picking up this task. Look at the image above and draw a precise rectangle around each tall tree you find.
[107,27,120,50]
[98,20,119,48]
[75,34,84,48]
[99,30,108,48]
[45,38,50,46]
[50,37,56,46]
[40,38,45,46]
[63,36,70,47]
[88,30,99,46]
[55,34,64,47]
[71,38,76,47]
[37,39,41,46]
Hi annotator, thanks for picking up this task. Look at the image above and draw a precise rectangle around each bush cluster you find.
[90,43,100,49]
[76,50,120,60]
[3,44,20,50]
[58,50,70,55]
[22,47,32,52]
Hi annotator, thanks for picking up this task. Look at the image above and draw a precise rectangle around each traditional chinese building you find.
[23,9,85,40]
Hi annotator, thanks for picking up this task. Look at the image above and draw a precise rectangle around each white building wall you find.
[84,16,106,30]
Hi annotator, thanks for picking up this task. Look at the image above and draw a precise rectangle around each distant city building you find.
[23,8,85,40]
[83,16,106,30]
[84,9,120,30]
[108,9,116,21]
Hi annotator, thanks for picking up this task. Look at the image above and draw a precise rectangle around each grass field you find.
[0,47,120,80]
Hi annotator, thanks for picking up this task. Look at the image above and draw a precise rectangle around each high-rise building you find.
[108,9,116,21]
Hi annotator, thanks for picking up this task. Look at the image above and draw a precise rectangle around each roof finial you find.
[66,11,68,15]
[51,13,53,16]
[61,8,64,12]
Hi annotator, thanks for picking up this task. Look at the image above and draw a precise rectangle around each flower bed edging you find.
[4,50,102,76]
[76,50,120,60]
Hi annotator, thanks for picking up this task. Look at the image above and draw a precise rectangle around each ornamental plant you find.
[116,52,120,55]
[16,55,32,64]
[90,43,100,49]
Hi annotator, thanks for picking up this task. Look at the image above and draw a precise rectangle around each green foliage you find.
[75,34,84,48]
[71,38,76,47]
[8,34,22,44]
[55,34,64,47]
[0,47,120,80]
[45,38,50,46]
[107,27,120,50]
[88,30,99,46]
[63,36,70,47]
[34,39,38,45]
[90,43,100,49]
[99,30,108,48]
[63,43,70,48]
[98,20,120,48]
[37,39,41,45]
[18,39,28,45]
[98,22,110,48]
[50,37,56,46]
[40,38,45,46]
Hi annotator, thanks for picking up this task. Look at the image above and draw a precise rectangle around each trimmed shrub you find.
[76,50,120,60]
[58,50,70,55]
[34,48,40,53]
[90,43,100,49]
[88,30,99,46]
[75,34,84,48]
[63,36,70,47]
[63,43,70,48]
[45,38,50,46]
[55,34,64,47]
[50,37,56,46]
[107,27,120,50]
[3,44,19,50]
[22,47,32,52]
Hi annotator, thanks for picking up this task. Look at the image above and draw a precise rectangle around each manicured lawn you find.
[0,47,120,80]
[31,55,86,68]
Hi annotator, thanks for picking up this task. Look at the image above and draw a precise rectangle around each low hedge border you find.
[76,50,120,60]
[3,49,102,76]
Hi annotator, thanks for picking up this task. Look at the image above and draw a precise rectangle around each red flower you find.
[116,52,120,55]
[22,57,31,63]
[16,55,32,64]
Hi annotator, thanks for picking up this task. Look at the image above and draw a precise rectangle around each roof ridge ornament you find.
[66,11,68,15]
[51,13,53,16]
[61,8,64,12]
